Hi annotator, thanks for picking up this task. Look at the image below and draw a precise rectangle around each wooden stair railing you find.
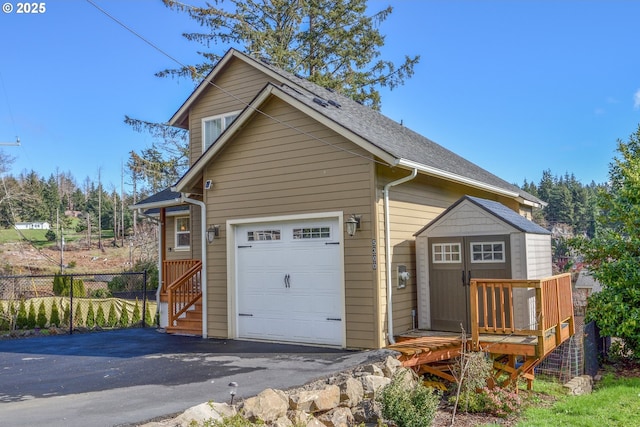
[166,260,203,329]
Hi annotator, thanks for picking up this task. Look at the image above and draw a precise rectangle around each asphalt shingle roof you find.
[242,52,542,205]
[465,196,550,234]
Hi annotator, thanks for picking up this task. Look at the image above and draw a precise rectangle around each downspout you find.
[384,168,418,345]
[179,194,208,339]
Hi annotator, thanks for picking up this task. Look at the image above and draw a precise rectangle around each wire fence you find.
[536,316,609,382]
[0,272,157,335]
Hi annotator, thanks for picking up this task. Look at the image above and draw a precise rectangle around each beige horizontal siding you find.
[202,95,379,348]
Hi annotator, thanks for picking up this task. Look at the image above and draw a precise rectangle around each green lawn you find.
[517,374,640,427]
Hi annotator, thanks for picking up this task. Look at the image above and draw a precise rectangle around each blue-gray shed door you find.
[428,235,511,332]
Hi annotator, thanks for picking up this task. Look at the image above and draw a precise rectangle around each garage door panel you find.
[236,218,343,346]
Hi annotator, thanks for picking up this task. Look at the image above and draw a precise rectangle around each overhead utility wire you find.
[85,0,389,167]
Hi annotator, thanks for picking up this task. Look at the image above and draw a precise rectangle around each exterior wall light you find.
[206,225,220,244]
[345,215,361,237]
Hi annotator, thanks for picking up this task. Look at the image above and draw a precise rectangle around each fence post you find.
[142,270,147,328]
[69,275,73,335]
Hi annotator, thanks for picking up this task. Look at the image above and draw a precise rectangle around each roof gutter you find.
[178,194,208,339]
[384,167,418,345]
[397,159,520,199]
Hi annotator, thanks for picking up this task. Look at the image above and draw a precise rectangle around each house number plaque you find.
[372,239,377,270]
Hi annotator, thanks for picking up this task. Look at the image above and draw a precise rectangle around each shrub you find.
[449,351,494,413]
[36,301,47,328]
[75,302,83,327]
[62,302,70,326]
[16,300,27,329]
[0,303,6,330]
[119,303,129,327]
[145,301,154,327]
[132,299,141,325]
[95,304,106,327]
[53,274,86,297]
[90,288,111,298]
[468,387,522,418]
[50,300,61,327]
[26,301,36,329]
[378,370,441,427]
[45,229,56,241]
[86,301,95,329]
[107,302,117,327]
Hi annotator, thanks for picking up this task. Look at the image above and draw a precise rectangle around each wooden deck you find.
[389,273,575,389]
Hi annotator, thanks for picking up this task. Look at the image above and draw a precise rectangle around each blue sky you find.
[1,1,639,192]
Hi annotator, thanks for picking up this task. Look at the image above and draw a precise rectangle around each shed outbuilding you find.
[415,195,552,334]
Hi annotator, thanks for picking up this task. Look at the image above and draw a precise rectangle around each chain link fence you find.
[0,272,157,334]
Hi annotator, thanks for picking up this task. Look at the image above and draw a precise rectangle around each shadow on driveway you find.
[0,328,358,401]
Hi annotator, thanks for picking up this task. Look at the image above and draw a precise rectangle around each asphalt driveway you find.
[0,328,389,427]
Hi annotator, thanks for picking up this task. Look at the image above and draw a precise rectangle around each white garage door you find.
[235,218,343,346]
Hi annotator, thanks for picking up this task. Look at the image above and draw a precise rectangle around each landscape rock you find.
[382,355,403,378]
[357,363,384,377]
[338,377,364,407]
[242,388,289,422]
[360,374,391,398]
[289,385,340,412]
[316,407,354,427]
[352,399,382,424]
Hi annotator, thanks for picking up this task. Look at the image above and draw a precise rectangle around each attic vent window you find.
[313,97,329,107]
[328,99,341,108]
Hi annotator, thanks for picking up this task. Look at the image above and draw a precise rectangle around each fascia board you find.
[397,158,520,199]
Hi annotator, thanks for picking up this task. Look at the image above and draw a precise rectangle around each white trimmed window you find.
[432,243,461,263]
[202,111,240,152]
[175,217,190,249]
[247,230,281,241]
[471,242,505,263]
[293,227,331,239]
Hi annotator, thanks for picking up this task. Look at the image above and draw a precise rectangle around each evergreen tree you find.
[144,301,154,327]
[36,301,48,328]
[570,124,640,357]
[75,303,83,328]
[95,304,106,328]
[132,299,141,325]
[62,302,70,327]
[50,300,61,328]
[86,301,95,329]
[119,303,130,327]
[0,302,7,330]
[26,301,36,329]
[161,0,419,109]
[15,301,27,329]
[107,302,118,327]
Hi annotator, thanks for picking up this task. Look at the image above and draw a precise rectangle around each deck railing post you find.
[470,279,479,351]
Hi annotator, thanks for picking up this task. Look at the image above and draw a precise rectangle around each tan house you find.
[133,48,548,350]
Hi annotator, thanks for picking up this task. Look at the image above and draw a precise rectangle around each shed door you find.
[235,218,343,346]
[429,235,511,332]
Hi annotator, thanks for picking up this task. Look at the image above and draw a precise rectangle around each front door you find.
[428,235,511,332]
